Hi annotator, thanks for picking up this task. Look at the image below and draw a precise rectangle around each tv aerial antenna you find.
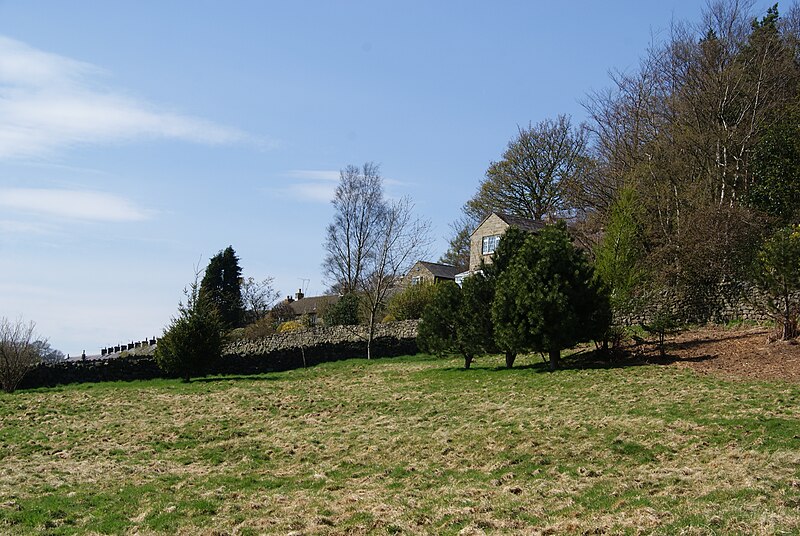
[299,278,310,295]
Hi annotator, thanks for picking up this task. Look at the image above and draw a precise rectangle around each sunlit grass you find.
[1,353,799,534]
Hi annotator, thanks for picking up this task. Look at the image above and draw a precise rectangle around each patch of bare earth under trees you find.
[634,326,800,383]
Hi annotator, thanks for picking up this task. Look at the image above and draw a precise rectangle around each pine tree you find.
[492,223,610,370]
[199,246,244,328]
[417,275,495,369]
[156,275,224,382]
[755,225,800,340]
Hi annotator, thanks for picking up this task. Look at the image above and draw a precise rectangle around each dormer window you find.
[481,235,501,255]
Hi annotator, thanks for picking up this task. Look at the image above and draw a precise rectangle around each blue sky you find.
[0,1,773,355]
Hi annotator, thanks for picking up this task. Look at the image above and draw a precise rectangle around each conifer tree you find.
[755,225,800,340]
[492,223,610,370]
[594,187,645,313]
[418,275,495,369]
[156,274,224,382]
[199,246,244,328]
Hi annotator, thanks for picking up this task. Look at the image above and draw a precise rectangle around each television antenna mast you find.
[299,278,310,294]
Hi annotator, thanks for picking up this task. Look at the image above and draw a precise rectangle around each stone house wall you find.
[469,214,509,271]
[401,262,437,287]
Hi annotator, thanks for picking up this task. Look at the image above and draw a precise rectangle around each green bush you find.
[386,284,437,320]
[755,224,800,339]
[323,293,361,326]
[640,310,682,357]
[155,305,224,382]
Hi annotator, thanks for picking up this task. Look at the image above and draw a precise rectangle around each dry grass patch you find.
[1,351,799,534]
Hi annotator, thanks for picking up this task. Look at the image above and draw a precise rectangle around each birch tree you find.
[360,197,431,359]
[323,163,431,358]
[322,163,385,294]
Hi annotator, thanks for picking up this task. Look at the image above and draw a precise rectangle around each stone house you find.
[285,289,339,325]
[402,261,459,286]
[455,212,544,285]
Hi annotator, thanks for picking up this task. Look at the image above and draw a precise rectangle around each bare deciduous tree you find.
[322,163,386,294]
[361,197,431,359]
[241,276,280,323]
[323,163,431,358]
[439,216,473,272]
[0,317,40,393]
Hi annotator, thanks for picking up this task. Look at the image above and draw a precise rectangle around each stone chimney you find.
[295,288,304,301]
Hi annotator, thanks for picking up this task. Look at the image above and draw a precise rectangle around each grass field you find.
[1,352,799,535]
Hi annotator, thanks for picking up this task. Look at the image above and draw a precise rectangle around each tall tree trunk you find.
[505,351,517,368]
[548,348,560,371]
[464,354,473,369]
[367,309,376,360]
[783,282,793,341]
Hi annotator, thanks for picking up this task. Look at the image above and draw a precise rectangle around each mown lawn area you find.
[1,352,799,535]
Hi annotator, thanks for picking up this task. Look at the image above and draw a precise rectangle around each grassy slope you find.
[1,353,799,535]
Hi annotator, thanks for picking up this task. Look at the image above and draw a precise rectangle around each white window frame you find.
[481,235,500,255]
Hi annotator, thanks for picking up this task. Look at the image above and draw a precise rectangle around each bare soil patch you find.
[646,325,800,382]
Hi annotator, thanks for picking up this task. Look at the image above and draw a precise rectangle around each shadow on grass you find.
[669,330,759,351]
[190,374,285,384]
[433,347,719,374]
[559,349,719,371]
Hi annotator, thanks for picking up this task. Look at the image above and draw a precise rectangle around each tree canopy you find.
[465,116,590,223]
[440,1,800,329]
[418,275,495,369]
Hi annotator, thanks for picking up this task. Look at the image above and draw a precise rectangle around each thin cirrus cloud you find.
[276,169,408,203]
[276,170,340,203]
[286,170,340,182]
[0,35,249,159]
[0,188,151,222]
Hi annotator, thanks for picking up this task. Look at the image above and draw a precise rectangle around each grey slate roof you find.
[494,212,546,233]
[289,295,339,316]
[417,261,458,280]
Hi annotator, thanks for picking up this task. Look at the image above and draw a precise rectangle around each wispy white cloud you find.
[280,182,337,203]
[274,169,409,203]
[269,169,340,203]
[286,170,340,182]
[0,35,249,159]
[0,188,152,222]
[0,219,53,234]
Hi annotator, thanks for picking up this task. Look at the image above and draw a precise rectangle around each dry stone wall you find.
[618,281,786,326]
[225,320,419,357]
[19,320,420,389]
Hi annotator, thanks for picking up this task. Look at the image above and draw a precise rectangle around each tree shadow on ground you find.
[191,374,284,383]
[668,330,757,351]
[562,341,720,370]
[435,344,719,374]
[516,350,719,373]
